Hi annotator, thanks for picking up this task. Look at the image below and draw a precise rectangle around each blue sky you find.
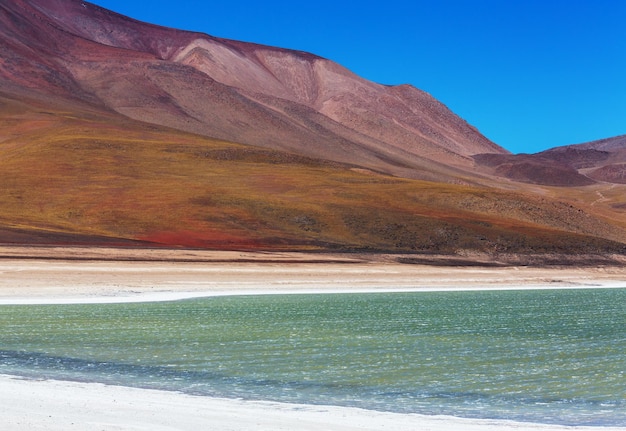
[90,0,625,154]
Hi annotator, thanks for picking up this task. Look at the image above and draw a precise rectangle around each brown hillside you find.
[473,154,596,187]
[0,93,624,255]
[0,0,625,257]
[0,0,505,184]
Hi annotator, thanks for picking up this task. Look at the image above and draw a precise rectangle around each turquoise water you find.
[1,289,625,426]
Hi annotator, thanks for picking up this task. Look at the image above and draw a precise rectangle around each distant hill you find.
[474,135,626,186]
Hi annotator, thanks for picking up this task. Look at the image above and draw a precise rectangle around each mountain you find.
[1,0,625,260]
[474,135,626,187]
[542,135,626,184]
[0,0,504,183]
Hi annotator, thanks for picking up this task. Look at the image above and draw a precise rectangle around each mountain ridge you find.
[1,0,625,257]
[1,0,505,183]
[474,134,626,186]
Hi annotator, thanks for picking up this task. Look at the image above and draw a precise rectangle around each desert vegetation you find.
[1,98,624,257]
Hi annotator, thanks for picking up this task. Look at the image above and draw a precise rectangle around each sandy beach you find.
[1,247,626,305]
[1,246,625,430]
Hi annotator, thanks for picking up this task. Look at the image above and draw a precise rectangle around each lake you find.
[1,288,625,426]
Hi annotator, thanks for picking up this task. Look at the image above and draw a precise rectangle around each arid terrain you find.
[1,0,625,260]
[1,246,626,303]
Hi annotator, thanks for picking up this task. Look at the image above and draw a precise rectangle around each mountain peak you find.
[1,0,506,182]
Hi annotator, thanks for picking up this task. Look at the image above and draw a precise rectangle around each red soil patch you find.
[138,230,263,249]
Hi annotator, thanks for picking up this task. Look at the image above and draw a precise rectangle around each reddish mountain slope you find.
[542,135,626,184]
[474,135,626,186]
[1,0,625,257]
[0,0,505,183]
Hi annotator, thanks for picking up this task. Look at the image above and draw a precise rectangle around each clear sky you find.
[90,0,625,154]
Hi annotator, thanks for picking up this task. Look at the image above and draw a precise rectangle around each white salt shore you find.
[2,375,625,431]
[1,254,626,430]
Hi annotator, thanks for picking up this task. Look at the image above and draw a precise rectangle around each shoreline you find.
[2,279,626,305]
[1,375,625,431]
[1,255,625,305]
